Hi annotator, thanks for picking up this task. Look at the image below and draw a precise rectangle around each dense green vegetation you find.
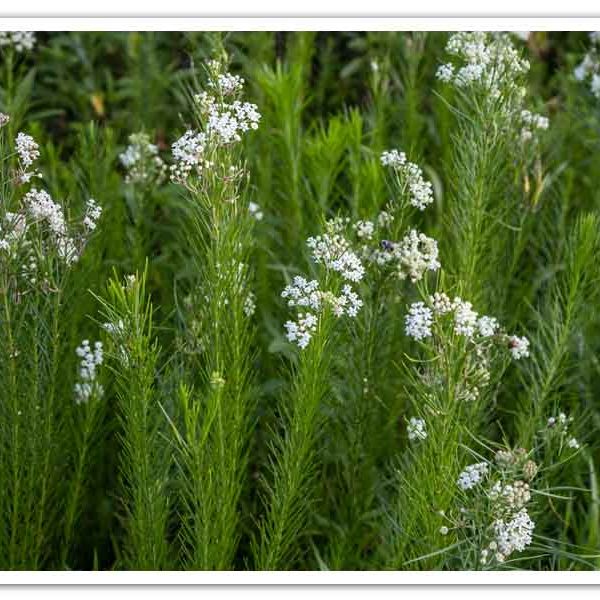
[1,30,599,571]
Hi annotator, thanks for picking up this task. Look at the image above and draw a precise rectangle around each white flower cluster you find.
[457,462,489,490]
[307,220,365,283]
[507,335,530,359]
[24,188,75,263]
[0,31,36,52]
[74,339,104,405]
[405,292,529,359]
[477,449,538,565]
[489,479,531,511]
[520,109,549,142]
[451,448,538,565]
[83,198,102,231]
[380,149,434,210]
[547,411,580,450]
[436,32,530,97]
[347,213,441,284]
[281,276,321,311]
[0,212,28,254]
[16,132,40,168]
[170,130,208,183]
[407,417,427,441]
[210,72,245,96]
[243,291,256,317]
[248,201,264,221]
[281,275,363,349]
[0,112,9,128]
[574,33,600,99]
[354,220,375,240]
[392,229,441,283]
[171,67,261,184]
[405,293,529,403]
[22,188,100,266]
[283,312,318,350]
[200,94,262,144]
[119,132,166,185]
[405,302,434,341]
[15,131,43,183]
[24,188,68,236]
[490,509,535,563]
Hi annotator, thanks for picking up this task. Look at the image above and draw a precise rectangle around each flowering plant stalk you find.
[0,31,36,138]
[169,56,260,569]
[437,33,549,307]
[0,110,103,568]
[254,293,337,569]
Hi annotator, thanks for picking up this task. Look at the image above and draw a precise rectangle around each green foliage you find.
[0,30,599,572]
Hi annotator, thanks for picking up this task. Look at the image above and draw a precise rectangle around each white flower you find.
[281,276,322,311]
[332,284,363,318]
[381,149,434,210]
[0,31,36,52]
[405,302,433,341]
[574,53,596,81]
[520,110,550,142]
[197,95,262,144]
[354,220,374,240]
[394,229,441,282]
[407,417,427,441]
[452,298,479,338]
[508,335,530,359]
[489,480,531,510]
[74,339,104,404]
[281,275,362,348]
[248,201,264,221]
[15,132,40,168]
[573,43,600,99]
[211,72,245,96]
[439,526,449,535]
[492,508,534,561]
[567,437,580,450]
[120,132,166,185]
[243,292,256,317]
[23,188,67,236]
[284,312,318,349]
[436,63,455,82]
[83,198,102,231]
[380,149,406,168]
[377,211,394,228]
[0,113,9,128]
[23,189,80,264]
[430,292,453,315]
[477,315,499,338]
[172,130,206,167]
[457,462,489,490]
[307,233,365,282]
[437,32,529,97]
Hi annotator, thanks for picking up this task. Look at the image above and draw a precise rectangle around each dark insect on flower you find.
[381,239,395,251]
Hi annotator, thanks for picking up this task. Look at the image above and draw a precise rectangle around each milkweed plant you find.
[0,29,598,571]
